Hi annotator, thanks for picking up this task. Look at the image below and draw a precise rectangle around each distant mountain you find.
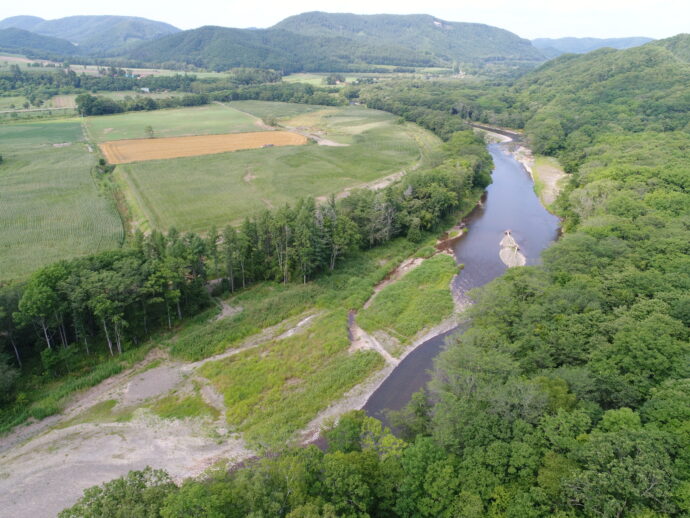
[0,15,44,31]
[274,12,544,64]
[126,12,544,73]
[0,15,180,54]
[532,36,654,57]
[0,27,78,56]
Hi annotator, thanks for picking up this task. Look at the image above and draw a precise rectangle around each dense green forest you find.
[55,35,690,517]
[0,27,78,56]
[74,82,345,115]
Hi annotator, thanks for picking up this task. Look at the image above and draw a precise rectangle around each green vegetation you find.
[358,254,458,347]
[0,14,179,55]
[115,104,438,232]
[149,388,219,421]
[0,119,123,281]
[86,104,261,141]
[0,125,490,440]
[0,27,77,56]
[199,312,383,445]
[126,13,543,74]
[227,99,322,119]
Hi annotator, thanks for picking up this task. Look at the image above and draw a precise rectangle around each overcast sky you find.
[1,0,687,39]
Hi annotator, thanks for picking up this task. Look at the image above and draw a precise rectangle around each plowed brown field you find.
[100,131,308,164]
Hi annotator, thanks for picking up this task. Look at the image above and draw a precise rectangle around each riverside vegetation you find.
[53,34,690,517]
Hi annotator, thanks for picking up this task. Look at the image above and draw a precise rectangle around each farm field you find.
[100,131,308,163]
[0,96,27,110]
[85,103,264,142]
[0,119,123,281]
[114,102,442,232]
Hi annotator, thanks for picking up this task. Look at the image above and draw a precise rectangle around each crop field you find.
[85,104,264,142]
[0,119,123,281]
[0,96,27,110]
[100,131,308,164]
[113,102,442,232]
[228,100,324,120]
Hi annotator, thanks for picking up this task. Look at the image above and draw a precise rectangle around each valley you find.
[0,10,688,518]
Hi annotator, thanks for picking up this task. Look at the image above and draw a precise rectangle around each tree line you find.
[74,82,346,116]
[0,66,282,108]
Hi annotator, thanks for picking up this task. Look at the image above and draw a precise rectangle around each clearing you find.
[0,236,452,518]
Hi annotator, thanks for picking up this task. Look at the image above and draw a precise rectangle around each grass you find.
[86,104,263,142]
[55,399,134,429]
[0,96,26,110]
[0,119,124,282]
[114,103,441,232]
[188,236,441,447]
[149,387,219,421]
[358,254,459,347]
[199,312,383,446]
[228,100,323,120]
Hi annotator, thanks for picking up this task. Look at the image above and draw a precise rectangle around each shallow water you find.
[363,142,561,423]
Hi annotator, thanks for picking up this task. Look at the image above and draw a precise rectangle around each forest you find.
[53,35,690,517]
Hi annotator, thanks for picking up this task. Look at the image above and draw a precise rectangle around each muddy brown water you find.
[363,141,561,424]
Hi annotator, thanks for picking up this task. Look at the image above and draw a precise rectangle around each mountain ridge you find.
[0,15,180,54]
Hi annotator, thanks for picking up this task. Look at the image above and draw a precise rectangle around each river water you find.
[363,141,561,423]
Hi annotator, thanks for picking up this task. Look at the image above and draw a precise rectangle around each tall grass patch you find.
[358,254,459,345]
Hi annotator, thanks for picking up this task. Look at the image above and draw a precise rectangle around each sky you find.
[0,0,687,40]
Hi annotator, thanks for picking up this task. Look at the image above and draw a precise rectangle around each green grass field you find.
[358,254,459,349]
[228,100,323,120]
[113,103,442,232]
[0,96,27,110]
[86,104,263,142]
[0,119,123,281]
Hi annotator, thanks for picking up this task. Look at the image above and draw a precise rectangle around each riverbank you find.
[472,123,568,210]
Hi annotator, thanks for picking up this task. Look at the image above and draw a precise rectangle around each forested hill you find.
[125,12,545,73]
[532,36,653,57]
[0,28,77,56]
[512,34,690,166]
[274,12,544,64]
[0,15,180,54]
[125,26,420,73]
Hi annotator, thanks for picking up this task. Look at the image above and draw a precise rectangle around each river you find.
[363,139,561,423]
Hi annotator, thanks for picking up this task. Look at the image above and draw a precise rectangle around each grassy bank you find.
[358,254,459,349]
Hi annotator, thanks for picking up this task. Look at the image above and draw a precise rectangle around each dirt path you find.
[0,308,323,518]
